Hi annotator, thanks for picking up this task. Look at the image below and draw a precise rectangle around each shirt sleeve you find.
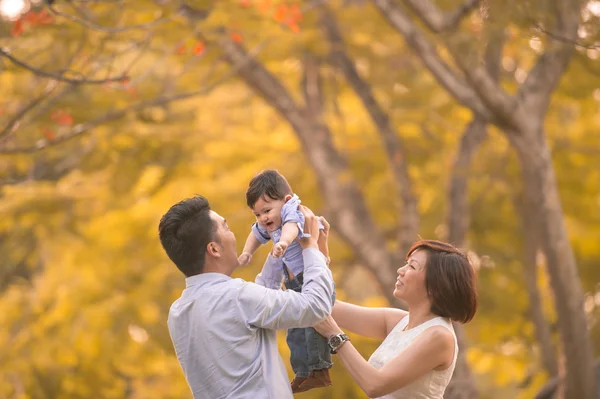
[255,255,284,289]
[251,222,271,244]
[237,248,334,331]
[280,195,306,238]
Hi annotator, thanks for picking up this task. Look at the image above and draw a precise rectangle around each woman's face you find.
[394,249,429,302]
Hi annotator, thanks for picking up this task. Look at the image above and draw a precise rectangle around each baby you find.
[238,169,334,393]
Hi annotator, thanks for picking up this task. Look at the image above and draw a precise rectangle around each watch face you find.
[330,336,342,348]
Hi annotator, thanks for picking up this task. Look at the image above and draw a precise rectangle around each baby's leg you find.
[306,327,333,372]
[287,328,310,379]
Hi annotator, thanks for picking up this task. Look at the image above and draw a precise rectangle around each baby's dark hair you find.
[246,169,293,208]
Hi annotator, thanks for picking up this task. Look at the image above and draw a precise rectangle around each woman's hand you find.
[314,315,343,338]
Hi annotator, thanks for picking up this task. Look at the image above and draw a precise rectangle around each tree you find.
[370,0,597,397]
[1,1,599,398]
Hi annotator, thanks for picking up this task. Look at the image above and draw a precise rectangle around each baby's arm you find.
[238,231,263,266]
[272,222,300,258]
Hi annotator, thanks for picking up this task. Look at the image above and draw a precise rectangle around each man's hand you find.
[319,216,330,237]
[317,216,331,264]
[298,205,319,250]
[238,252,252,266]
[313,315,343,338]
[271,240,289,258]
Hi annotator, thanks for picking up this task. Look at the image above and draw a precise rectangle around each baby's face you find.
[252,196,285,232]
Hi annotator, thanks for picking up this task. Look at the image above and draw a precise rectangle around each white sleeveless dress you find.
[367,316,458,399]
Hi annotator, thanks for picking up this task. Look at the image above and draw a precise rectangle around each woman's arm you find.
[338,326,454,397]
[332,300,407,340]
[314,216,406,339]
[323,323,455,397]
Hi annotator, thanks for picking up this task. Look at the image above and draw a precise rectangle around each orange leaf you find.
[230,32,243,43]
[287,21,300,33]
[23,11,37,24]
[58,114,73,126]
[289,4,303,23]
[193,41,206,55]
[51,110,74,126]
[175,44,187,55]
[258,0,271,14]
[37,10,55,25]
[273,5,287,22]
[42,128,55,140]
[240,0,251,7]
[11,20,24,37]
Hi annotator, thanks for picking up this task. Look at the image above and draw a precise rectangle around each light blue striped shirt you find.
[167,248,334,399]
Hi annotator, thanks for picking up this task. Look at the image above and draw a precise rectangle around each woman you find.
[314,239,477,398]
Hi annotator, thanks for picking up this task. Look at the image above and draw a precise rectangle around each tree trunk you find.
[511,130,596,399]
[447,118,488,247]
[443,117,488,399]
[444,29,504,397]
[215,37,399,303]
[320,6,419,255]
[516,192,559,378]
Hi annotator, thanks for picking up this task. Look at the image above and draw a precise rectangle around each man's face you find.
[209,211,238,274]
[251,196,285,232]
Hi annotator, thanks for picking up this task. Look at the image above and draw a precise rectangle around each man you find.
[158,195,334,399]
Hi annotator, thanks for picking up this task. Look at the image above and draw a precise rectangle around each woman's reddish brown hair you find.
[407,240,478,323]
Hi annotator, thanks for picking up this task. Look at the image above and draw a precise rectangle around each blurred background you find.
[0,0,599,398]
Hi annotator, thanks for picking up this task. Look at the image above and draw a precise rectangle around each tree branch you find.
[301,54,325,123]
[371,0,492,119]
[0,57,250,154]
[532,21,600,50]
[214,34,399,301]
[47,4,167,33]
[0,83,59,141]
[374,0,521,129]
[0,48,127,85]
[320,6,419,254]
[403,0,482,32]
[519,0,582,117]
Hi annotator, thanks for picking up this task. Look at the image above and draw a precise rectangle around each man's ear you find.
[206,242,221,258]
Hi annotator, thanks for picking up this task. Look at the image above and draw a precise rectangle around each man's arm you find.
[238,206,334,330]
[255,254,284,289]
[238,248,334,330]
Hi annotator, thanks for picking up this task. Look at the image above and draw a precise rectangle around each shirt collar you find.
[185,272,231,288]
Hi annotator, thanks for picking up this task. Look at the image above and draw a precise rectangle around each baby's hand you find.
[238,252,252,266]
[271,241,289,258]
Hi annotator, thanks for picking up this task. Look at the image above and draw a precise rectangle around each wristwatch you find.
[328,333,350,354]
